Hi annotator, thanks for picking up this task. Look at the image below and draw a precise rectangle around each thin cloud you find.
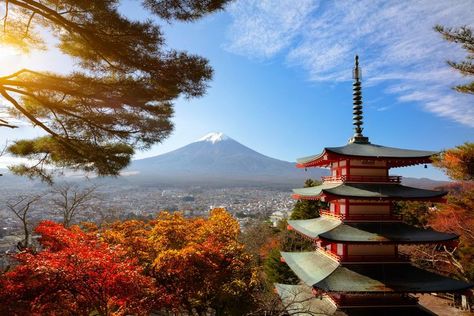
[225,0,474,127]
[225,0,318,59]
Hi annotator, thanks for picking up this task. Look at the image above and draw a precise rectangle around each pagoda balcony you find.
[341,253,410,263]
[319,250,410,264]
[320,210,402,221]
[322,175,402,183]
[331,294,418,307]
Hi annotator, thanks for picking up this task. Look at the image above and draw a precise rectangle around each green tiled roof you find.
[288,217,458,243]
[281,251,339,286]
[297,142,437,164]
[339,306,436,316]
[293,183,446,199]
[320,222,458,243]
[317,263,471,293]
[288,217,341,239]
[275,284,436,316]
[274,283,338,315]
[282,251,472,293]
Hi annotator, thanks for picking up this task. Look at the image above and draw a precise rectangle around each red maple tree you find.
[0,221,160,315]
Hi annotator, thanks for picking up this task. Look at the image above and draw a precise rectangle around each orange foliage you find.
[429,182,474,281]
[1,209,258,315]
[432,142,474,181]
[0,221,158,315]
[101,208,258,314]
[259,236,281,259]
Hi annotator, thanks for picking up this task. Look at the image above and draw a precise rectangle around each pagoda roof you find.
[281,251,472,293]
[297,142,437,168]
[288,216,341,239]
[288,217,458,244]
[339,306,436,316]
[292,183,446,201]
[281,251,339,287]
[274,283,338,315]
[275,286,436,316]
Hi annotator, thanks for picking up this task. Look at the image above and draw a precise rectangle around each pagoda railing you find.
[318,248,341,262]
[333,294,418,307]
[321,175,401,183]
[318,252,409,263]
[320,210,344,219]
[320,210,401,221]
[342,254,410,263]
[344,214,402,221]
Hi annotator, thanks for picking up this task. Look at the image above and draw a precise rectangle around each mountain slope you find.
[129,132,327,184]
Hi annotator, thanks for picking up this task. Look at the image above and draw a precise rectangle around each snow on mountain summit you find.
[197,132,230,144]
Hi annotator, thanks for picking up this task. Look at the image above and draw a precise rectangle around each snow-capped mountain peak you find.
[197,132,229,144]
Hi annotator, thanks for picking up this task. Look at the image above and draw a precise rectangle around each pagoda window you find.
[337,243,344,256]
[340,204,346,215]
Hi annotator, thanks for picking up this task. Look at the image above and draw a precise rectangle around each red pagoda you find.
[276,56,472,316]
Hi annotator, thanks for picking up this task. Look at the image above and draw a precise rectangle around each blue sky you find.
[1,0,474,180]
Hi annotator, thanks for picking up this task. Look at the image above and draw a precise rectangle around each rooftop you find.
[288,217,458,244]
[297,142,437,168]
[281,251,472,294]
[292,183,447,201]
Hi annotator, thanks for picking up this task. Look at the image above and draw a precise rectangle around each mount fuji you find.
[128,132,327,185]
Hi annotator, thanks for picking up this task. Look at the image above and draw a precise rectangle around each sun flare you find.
[0,45,28,76]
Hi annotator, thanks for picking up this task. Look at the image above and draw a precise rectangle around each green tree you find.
[435,25,474,95]
[393,201,432,228]
[0,0,230,183]
[290,179,325,220]
[263,248,299,285]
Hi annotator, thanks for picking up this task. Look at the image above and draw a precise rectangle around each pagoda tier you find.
[292,183,446,202]
[296,142,436,169]
[287,217,458,244]
[337,307,436,316]
[276,284,436,316]
[281,251,471,294]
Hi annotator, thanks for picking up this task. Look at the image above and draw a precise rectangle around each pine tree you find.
[290,179,325,220]
[435,25,474,95]
[0,0,230,182]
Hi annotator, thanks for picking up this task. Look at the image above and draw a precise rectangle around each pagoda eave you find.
[296,143,438,169]
[297,154,433,169]
[281,251,473,294]
[292,193,446,203]
[274,283,339,315]
[288,218,459,245]
[318,237,459,246]
[275,284,438,316]
[292,183,447,202]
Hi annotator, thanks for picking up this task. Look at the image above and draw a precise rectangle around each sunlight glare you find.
[0,45,28,76]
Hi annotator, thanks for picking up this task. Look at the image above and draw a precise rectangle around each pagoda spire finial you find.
[349,55,370,144]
